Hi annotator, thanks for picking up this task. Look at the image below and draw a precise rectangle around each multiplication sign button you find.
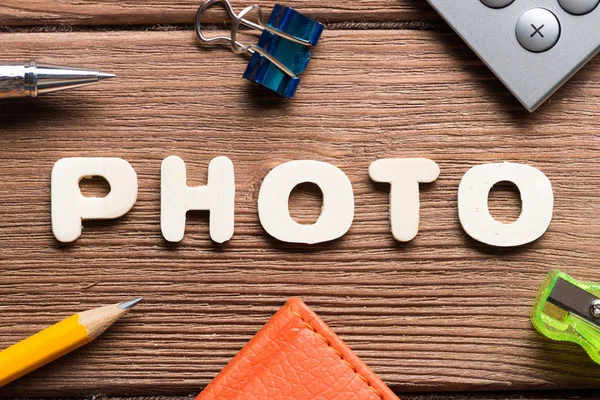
[516,8,561,53]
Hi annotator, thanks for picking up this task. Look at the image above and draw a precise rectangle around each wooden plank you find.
[0,29,599,397]
[0,0,437,26]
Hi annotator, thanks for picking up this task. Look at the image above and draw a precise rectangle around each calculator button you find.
[558,0,599,15]
[516,8,561,53]
[480,0,514,8]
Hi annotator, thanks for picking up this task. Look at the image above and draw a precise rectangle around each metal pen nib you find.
[35,62,115,96]
[0,60,115,99]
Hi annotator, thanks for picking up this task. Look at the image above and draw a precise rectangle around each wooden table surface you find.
[1,1,600,398]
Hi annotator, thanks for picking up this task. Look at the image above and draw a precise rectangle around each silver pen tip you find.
[97,71,116,80]
[118,297,144,310]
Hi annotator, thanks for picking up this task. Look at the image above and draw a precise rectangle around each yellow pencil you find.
[0,297,142,387]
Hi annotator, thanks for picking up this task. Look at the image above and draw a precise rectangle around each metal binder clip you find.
[196,0,323,97]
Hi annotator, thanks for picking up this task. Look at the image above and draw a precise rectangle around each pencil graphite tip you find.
[97,71,116,80]
[118,297,144,310]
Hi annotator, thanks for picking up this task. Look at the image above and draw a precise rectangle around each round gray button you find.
[558,0,599,15]
[516,8,561,53]
[481,0,514,8]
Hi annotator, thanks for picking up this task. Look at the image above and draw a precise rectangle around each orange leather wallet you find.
[196,297,400,400]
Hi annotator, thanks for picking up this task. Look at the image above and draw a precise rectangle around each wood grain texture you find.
[0,0,437,26]
[0,28,599,397]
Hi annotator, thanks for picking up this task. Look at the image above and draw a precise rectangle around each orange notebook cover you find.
[196,297,400,400]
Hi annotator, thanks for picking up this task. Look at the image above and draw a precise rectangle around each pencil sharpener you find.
[531,269,600,364]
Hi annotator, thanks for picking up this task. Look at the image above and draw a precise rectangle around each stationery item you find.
[196,0,323,97]
[0,297,142,387]
[531,270,600,364]
[0,60,115,99]
[196,297,400,400]
[424,1,600,111]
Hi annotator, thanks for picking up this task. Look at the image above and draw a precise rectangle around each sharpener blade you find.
[547,278,600,328]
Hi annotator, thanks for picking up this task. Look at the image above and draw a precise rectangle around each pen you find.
[0,297,142,387]
[0,60,115,99]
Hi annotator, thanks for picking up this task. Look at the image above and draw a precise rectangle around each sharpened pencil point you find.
[118,297,144,310]
[97,71,116,80]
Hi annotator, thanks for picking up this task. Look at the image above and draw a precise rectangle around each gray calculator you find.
[425,0,600,111]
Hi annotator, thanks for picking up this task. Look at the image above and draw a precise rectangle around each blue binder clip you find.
[196,0,323,97]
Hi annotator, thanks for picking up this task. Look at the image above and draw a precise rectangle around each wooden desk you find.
[0,1,599,398]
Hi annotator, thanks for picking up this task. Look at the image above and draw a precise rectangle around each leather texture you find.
[196,297,400,400]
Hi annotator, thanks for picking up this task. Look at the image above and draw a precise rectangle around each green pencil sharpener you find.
[531,270,600,364]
